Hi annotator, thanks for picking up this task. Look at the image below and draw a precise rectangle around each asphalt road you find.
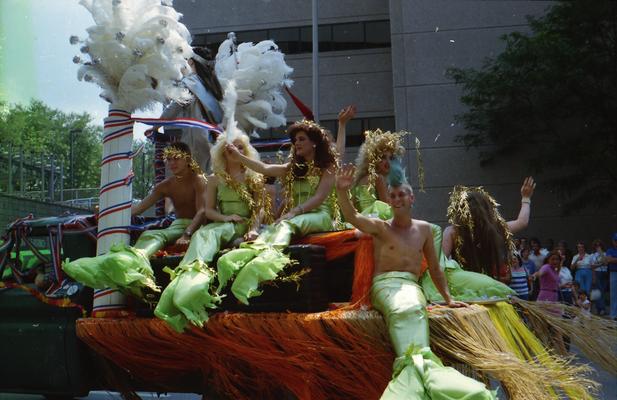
[2,346,615,399]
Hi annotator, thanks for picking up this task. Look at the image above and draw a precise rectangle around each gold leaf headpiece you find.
[355,129,407,189]
[162,146,203,175]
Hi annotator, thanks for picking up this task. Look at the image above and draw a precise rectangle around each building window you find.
[331,22,364,51]
[193,20,391,55]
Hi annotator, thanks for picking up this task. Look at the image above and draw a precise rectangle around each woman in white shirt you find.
[571,241,593,299]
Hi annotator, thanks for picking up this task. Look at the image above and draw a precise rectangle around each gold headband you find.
[290,119,328,140]
[162,147,203,175]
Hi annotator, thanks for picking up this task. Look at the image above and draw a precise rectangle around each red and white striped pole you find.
[91,107,134,317]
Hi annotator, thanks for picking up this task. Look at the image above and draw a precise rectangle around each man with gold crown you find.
[63,142,207,299]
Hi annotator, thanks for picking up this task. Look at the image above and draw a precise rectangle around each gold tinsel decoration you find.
[354,129,426,193]
[354,129,406,190]
[216,171,273,229]
[280,160,321,216]
[162,146,204,176]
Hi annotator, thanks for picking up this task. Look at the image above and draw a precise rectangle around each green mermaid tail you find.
[382,348,496,400]
[230,248,291,305]
[217,247,258,293]
[371,271,496,399]
[63,243,158,298]
[420,224,515,302]
[217,208,332,305]
[181,221,245,266]
[62,219,190,298]
[153,261,221,333]
[133,219,191,257]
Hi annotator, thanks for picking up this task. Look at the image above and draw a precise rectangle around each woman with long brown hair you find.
[422,178,535,301]
[216,120,338,304]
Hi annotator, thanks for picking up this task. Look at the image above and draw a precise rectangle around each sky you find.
[0,0,159,141]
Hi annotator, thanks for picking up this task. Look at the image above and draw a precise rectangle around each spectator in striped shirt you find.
[509,253,530,300]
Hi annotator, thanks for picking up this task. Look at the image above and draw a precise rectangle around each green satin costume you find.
[155,182,252,332]
[420,224,515,302]
[62,218,191,298]
[371,271,496,399]
[217,177,334,305]
[351,184,392,220]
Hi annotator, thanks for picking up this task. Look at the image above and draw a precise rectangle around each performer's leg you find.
[155,222,241,331]
[180,222,242,266]
[371,272,495,400]
[230,247,292,304]
[228,220,295,304]
[215,222,292,292]
[154,263,219,332]
[134,219,190,257]
[371,272,430,356]
[422,260,515,302]
[229,211,332,304]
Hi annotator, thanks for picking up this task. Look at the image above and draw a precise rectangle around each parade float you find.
[1,1,616,399]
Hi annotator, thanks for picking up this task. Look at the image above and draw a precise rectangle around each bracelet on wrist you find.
[296,205,304,214]
[521,198,531,204]
[184,229,193,237]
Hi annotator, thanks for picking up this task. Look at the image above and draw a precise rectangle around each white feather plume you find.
[71,0,193,112]
[215,37,293,134]
[221,80,243,143]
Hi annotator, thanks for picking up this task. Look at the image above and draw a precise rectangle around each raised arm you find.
[131,182,165,216]
[176,175,207,246]
[423,224,465,307]
[225,143,288,177]
[335,164,384,235]
[507,177,535,233]
[335,105,356,157]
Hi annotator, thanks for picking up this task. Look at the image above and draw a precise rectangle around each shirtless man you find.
[131,141,207,250]
[336,164,495,399]
[63,142,207,298]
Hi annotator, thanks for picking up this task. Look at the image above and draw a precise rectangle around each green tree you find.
[0,100,102,192]
[132,139,156,200]
[448,1,616,213]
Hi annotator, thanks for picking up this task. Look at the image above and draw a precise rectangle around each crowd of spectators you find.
[510,233,617,321]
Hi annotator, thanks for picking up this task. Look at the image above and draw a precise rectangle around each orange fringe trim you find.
[78,310,393,400]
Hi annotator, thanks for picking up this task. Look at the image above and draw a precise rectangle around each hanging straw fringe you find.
[431,304,598,399]
[77,303,596,400]
[512,298,617,376]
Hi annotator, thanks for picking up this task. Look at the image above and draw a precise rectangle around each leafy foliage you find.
[448,1,616,213]
[0,100,102,191]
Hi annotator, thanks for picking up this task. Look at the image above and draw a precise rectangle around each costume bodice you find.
[291,177,332,215]
[352,184,378,212]
[217,181,251,218]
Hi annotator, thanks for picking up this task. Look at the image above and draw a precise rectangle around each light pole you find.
[312,0,319,122]
[69,128,81,194]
